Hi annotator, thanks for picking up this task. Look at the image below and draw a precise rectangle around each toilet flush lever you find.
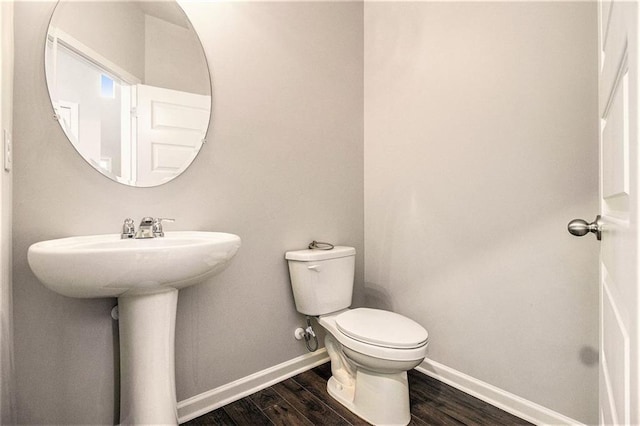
[307,265,321,272]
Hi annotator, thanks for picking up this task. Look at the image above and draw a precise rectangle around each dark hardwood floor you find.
[183,362,533,425]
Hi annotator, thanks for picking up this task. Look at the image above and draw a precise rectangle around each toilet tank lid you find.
[285,246,355,261]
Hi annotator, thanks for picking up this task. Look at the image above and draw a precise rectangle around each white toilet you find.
[285,246,429,426]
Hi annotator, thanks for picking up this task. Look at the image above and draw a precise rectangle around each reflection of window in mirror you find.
[100,74,115,98]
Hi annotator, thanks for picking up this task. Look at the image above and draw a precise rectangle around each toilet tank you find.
[285,246,356,316]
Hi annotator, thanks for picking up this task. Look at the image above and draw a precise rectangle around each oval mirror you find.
[44,1,211,187]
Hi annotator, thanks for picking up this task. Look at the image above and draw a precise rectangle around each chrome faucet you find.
[134,217,175,239]
[135,217,155,239]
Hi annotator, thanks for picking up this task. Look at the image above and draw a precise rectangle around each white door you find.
[597,0,639,424]
[135,84,209,187]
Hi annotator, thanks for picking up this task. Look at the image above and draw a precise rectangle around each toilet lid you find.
[335,308,429,349]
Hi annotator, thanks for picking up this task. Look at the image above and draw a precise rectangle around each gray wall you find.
[363,2,599,423]
[13,1,364,424]
[0,1,15,424]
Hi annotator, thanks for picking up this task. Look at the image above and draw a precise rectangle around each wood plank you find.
[272,378,351,425]
[311,362,332,381]
[408,414,429,425]
[409,394,466,426]
[291,369,368,425]
[183,407,237,426]
[410,375,489,425]
[222,398,273,425]
[250,387,285,410]
[262,400,315,426]
[408,370,532,425]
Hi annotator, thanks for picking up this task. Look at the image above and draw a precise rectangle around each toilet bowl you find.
[285,246,429,426]
[319,308,428,425]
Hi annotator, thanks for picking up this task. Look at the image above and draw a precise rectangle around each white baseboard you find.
[177,351,583,425]
[416,358,584,426]
[177,349,329,423]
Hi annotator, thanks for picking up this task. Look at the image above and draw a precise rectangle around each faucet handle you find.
[121,218,135,239]
[152,218,175,237]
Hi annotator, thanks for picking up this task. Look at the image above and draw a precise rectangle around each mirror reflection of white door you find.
[53,100,78,142]
[135,84,209,187]
[598,0,639,424]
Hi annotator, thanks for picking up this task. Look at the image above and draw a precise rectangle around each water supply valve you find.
[305,325,316,338]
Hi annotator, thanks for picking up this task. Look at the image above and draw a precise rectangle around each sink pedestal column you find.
[118,289,179,425]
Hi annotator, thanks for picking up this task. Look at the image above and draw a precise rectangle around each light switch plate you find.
[3,129,11,172]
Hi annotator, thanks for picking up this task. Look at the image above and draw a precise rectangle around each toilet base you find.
[327,369,411,426]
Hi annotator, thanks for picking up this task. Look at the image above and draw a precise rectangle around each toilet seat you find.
[336,308,429,349]
[318,309,429,362]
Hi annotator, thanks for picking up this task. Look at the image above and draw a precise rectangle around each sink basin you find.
[27,230,241,425]
[28,231,241,298]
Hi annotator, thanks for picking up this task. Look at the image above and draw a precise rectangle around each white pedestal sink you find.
[27,231,241,425]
